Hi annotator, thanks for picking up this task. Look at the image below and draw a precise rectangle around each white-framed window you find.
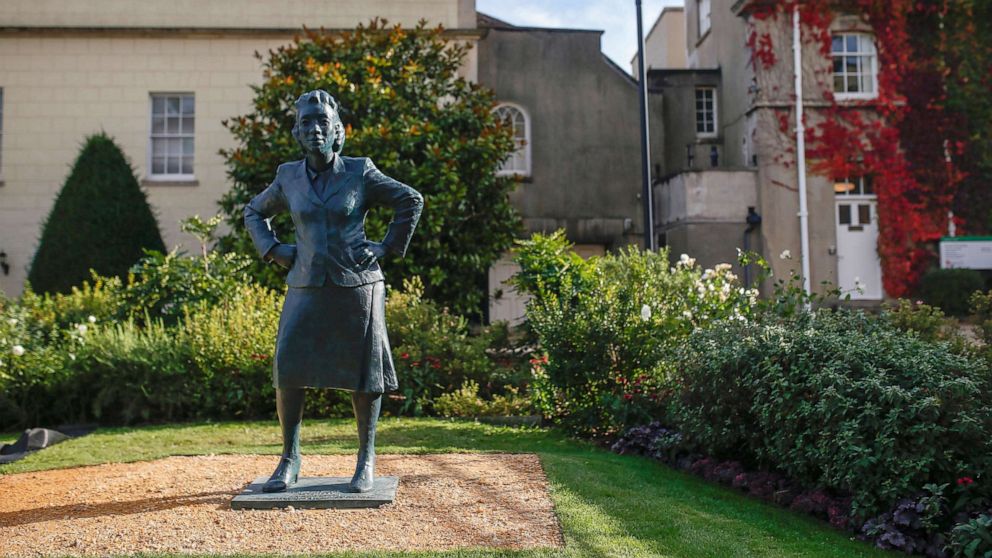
[832,33,878,100]
[695,87,717,137]
[149,93,195,180]
[834,175,875,197]
[698,0,711,38]
[492,102,531,177]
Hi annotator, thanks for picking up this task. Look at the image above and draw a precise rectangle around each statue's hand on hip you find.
[356,241,387,268]
[268,243,297,269]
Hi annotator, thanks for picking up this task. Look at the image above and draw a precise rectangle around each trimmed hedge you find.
[917,268,985,316]
[28,133,165,294]
[672,310,992,520]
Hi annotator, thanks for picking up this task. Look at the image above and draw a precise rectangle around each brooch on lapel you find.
[343,190,360,215]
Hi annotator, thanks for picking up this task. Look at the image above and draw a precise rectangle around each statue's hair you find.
[292,89,346,154]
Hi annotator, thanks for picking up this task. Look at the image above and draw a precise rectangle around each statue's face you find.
[295,102,338,158]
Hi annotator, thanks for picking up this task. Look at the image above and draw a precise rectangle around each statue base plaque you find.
[231,476,398,510]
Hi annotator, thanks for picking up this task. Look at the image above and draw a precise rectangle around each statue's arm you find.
[363,159,424,257]
[243,179,292,266]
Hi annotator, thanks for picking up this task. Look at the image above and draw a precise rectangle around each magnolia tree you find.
[219,20,521,316]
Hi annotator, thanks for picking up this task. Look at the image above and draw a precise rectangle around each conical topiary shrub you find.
[28,133,166,293]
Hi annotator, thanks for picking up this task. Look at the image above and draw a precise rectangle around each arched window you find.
[492,103,531,177]
[831,33,878,100]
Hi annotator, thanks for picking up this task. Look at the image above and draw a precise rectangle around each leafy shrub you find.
[969,291,992,346]
[0,302,76,427]
[14,275,126,342]
[510,230,590,299]
[67,318,196,425]
[918,269,985,316]
[28,133,165,294]
[950,513,992,558]
[123,216,255,325]
[515,232,754,437]
[883,298,953,342]
[673,310,992,519]
[385,277,513,416]
[432,380,530,418]
[182,284,285,419]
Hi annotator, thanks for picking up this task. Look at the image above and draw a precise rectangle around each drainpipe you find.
[793,5,812,304]
[636,0,655,251]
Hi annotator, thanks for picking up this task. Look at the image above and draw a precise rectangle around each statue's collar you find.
[303,154,345,181]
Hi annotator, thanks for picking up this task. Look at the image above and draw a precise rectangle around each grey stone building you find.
[477,14,663,322]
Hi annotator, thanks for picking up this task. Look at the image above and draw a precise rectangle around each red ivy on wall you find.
[743,0,965,297]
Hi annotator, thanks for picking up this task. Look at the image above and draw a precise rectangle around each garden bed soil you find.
[0,453,563,556]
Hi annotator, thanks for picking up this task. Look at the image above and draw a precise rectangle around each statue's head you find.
[292,89,345,158]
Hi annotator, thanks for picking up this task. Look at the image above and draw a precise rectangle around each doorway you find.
[835,177,882,300]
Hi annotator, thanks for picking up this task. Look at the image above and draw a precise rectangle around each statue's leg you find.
[349,391,381,493]
[262,387,305,493]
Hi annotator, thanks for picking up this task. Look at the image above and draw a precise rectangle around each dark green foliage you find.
[950,513,992,558]
[218,20,521,317]
[672,310,992,520]
[942,1,992,236]
[510,230,591,298]
[917,268,985,316]
[28,133,165,294]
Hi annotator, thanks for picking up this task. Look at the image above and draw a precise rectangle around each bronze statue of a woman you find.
[244,90,423,493]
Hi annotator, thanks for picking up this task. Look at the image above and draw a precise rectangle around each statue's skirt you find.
[273,280,397,393]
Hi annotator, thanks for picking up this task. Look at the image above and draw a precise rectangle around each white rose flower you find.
[7,318,17,326]
[780,249,792,260]
[87,315,97,323]
[853,277,865,293]
[682,310,693,320]
[69,353,76,361]
[715,263,733,272]
[77,324,88,335]
[640,304,652,322]
[12,345,25,356]
[680,253,690,263]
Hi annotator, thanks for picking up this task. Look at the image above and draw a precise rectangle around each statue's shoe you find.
[263,456,301,493]
[348,453,375,493]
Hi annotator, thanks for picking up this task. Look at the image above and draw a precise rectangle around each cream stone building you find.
[630,6,686,74]
[0,0,477,296]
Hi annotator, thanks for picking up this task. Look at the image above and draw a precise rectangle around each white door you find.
[835,198,882,299]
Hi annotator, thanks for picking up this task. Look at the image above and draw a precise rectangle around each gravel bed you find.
[0,453,563,556]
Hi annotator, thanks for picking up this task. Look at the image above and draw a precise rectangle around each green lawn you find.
[0,419,894,558]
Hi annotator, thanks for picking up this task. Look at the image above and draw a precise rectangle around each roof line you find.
[0,25,484,37]
[631,6,685,65]
[603,52,638,85]
[476,11,603,35]
[647,6,684,42]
